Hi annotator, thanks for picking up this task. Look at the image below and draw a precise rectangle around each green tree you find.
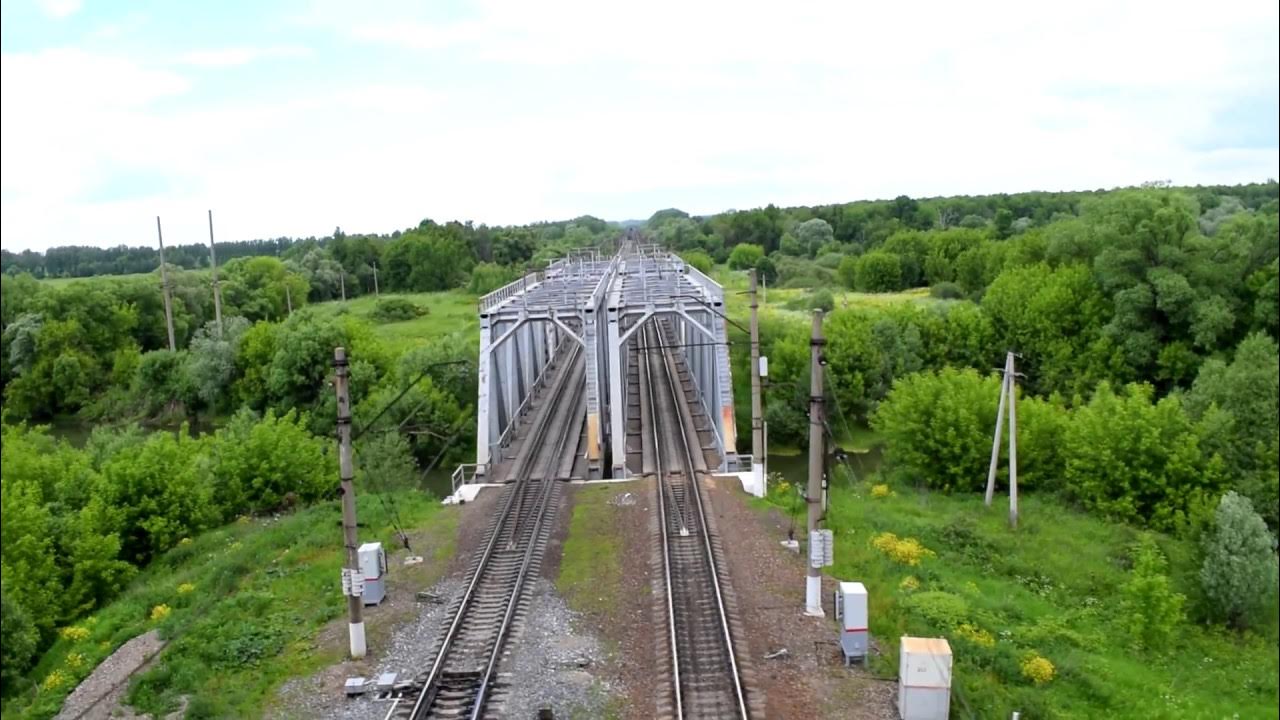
[982,263,1116,397]
[1199,492,1279,630]
[1064,383,1224,530]
[1118,536,1185,650]
[1,587,40,695]
[727,243,765,270]
[204,409,331,516]
[679,250,713,274]
[882,231,930,287]
[854,251,903,292]
[795,218,835,256]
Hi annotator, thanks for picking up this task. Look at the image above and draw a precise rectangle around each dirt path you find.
[703,476,897,720]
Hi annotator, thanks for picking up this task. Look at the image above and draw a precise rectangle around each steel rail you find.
[653,319,749,720]
[647,318,750,720]
[404,341,584,720]
[641,321,685,720]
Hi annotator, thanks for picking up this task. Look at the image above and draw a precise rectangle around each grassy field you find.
[3,492,458,720]
[37,272,163,287]
[307,290,480,354]
[556,485,626,618]
[753,477,1280,719]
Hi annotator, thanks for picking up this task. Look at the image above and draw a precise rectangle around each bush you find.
[930,282,965,299]
[809,289,835,312]
[1118,536,1185,650]
[467,263,519,295]
[371,297,425,323]
[854,251,904,292]
[1,590,39,695]
[1200,492,1279,629]
[727,243,765,270]
[680,250,714,274]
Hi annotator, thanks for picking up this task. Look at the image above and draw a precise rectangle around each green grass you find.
[556,485,625,617]
[38,272,162,287]
[307,290,480,354]
[4,492,457,720]
[754,479,1280,719]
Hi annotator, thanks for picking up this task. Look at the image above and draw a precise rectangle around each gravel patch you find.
[496,578,612,718]
[55,630,165,720]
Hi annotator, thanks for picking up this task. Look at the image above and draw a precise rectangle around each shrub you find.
[680,250,714,274]
[930,281,964,299]
[809,288,835,312]
[371,297,425,323]
[1118,535,1185,649]
[1020,653,1055,685]
[467,263,519,295]
[727,243,765,270]
[871,532,935,566]
[1,591,40,694]
[903,590,968,627]
[854,251,904,292]
[1200,492,1279,629]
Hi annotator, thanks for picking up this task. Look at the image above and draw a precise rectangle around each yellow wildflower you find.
[871,532,936,566]
[1021,654,1055,685]
[59,626,90,642]
[956,623,995,648]
[871,484,892,498]
[899,576,920,592]
[66,652,85,670]
[177,583,195,595]
[178,537,193,546]
[150,604,171,622]
[41,670,68,691]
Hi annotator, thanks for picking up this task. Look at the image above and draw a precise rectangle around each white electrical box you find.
[898,637,952,720]
[834,581,868,665]
[359,542,387,606]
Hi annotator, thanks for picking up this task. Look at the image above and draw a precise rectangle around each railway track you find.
[640,319,752,720]
[385,343,585,720]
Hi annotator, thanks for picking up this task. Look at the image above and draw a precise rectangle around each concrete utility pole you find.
[749,269,765,495]
[985,351,1020,528]
[207,210,224,339]
[984,353,1012,507]
[372,261,380,296]
[806,310,826,617]
[285,284,293,315]
[340,272,347,302]
[1008,354,1019,529]
[155,217,177,352]
[334,347,366,658]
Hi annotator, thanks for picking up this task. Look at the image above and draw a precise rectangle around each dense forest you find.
[2,182,1277,710]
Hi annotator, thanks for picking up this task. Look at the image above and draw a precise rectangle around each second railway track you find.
[385,342,585,720]
[641,318,753,720]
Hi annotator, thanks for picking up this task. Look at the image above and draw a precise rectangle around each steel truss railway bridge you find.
[385,238,761,720]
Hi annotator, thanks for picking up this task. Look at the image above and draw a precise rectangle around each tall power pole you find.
[334,347,366,658]
[749,269,764,495]
[340,272,347,302]
[207,210,224,339]
[155,217,177,352]
[984,353,1012,507]
[985,351,1020,528]
[372,261,380,296]
[1008,354,1019,529]
[805,310,826,617]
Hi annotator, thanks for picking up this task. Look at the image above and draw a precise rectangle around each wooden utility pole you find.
[372,262,380,296]
[334,347,366,658]
[207,210,224,339]
[155,217,177,351]
[805,310,826,617]
[985,351,1020,528]
[749,269,764,495]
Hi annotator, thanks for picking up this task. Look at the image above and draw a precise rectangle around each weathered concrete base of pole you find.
[349,621,366,659]
[805,575,825,617]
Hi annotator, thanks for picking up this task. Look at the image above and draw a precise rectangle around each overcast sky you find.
[2,0,1277,252]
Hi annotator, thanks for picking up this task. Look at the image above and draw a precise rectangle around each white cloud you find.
[36,0,80,20]
[1,0,1277,251]
[179,46,311,68]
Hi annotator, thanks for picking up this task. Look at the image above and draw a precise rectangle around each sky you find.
[1,0,1277,252]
